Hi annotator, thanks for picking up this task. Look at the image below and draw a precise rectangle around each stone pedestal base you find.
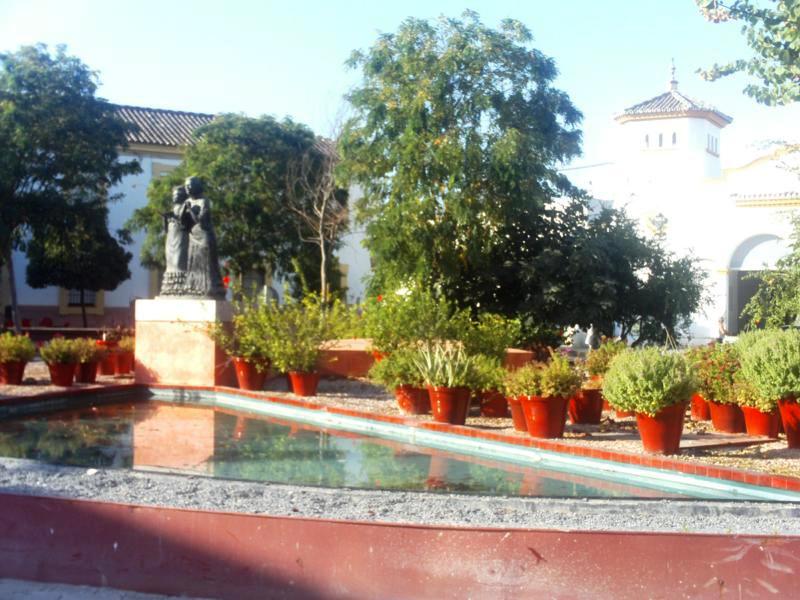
[134,299,235,387]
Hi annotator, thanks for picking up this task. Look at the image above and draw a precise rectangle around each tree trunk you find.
[320,239,327,304]
[4,246,21,333]
[80,288,88,328]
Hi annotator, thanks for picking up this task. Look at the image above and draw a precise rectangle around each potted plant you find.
[519,354,581,439]
[413,342,474,425]
[693,343,745,433]
[209,300,272,391]
[0,332,36,385]
[603,348,695,455]
[470,354,509,418]
[685,346,712,421]
[368,345,430,415]
[115,335,135,375]
[585,339,628,416]
[73,338,106,384]
[504,364,542,432]
[733,372,780,438]
[97,328,122,375]
[40,337,80,387]
[738,329,800,448]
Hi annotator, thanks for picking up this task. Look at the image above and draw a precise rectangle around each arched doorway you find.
[727,234,789,333]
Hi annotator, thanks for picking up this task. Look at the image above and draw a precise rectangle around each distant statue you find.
[183,176,226,299]
[159,185,190,296]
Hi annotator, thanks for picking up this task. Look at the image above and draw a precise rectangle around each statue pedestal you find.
[134,299,235,387]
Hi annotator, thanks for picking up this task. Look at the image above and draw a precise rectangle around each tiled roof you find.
[113,104,216,147]
[617,89,732,125]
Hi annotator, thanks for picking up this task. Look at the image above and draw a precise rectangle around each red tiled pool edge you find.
[0,492,797,599]
[6,382,800,493]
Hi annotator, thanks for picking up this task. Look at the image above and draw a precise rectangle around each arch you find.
[728,233,783,269]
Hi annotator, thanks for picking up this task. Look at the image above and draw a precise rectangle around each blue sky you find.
[1,0,798,166]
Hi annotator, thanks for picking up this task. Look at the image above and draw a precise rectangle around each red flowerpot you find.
[519,395,569,439]
[778,396,800,449]
[741,406,780,438]
[288,371,321,397]
[47,363,76,387]
[75,362,98,384]
[115,351,134,375]
[394,385,430,415]
[0,361,26,385]
[507,397,528,432]
[636,402,687,455]
[428,385,471,425]
[479,390,509,418]
[708,400,746,433]
[690,393,710,421]
[233,357,269,391]
[568,389,603,424]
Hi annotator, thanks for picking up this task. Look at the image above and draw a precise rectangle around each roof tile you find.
[113,104,216,147]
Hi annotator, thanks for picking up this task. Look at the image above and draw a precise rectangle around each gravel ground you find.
[0,360,133,398]
[1,457,799,535]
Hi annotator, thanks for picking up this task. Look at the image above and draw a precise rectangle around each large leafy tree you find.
[696,0,800,105]
[341,11,583,314]
[0,44,140,330]
[128,114,346,296]
[26,200,132,327]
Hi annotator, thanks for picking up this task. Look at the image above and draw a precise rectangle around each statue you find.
[159,176,226,300]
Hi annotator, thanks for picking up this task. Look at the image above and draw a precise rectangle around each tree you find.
[0,44,139,330]
[341,11,583,312]
[128,114,343,295]
[696,0,800,105]
[26,200,131,327]
[285,137,349,302]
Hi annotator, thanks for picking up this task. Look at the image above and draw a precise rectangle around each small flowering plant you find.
[703,343,740,405]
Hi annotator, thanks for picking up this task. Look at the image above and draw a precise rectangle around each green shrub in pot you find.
[602,348,695,416]
[72,338,106,364]
[585,339,626,379]
[368,346,425,389]
[738,329,800,408]
[540,354,581,399]
[412,342,474,388]
[0,332,36,364]
[504,364,542,398]
[40,338,79,365]
[470,354,507,393]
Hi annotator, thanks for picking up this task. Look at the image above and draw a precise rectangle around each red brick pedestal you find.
[134,299,235,387]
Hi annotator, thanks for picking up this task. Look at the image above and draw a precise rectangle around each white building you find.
[565,70,799,341]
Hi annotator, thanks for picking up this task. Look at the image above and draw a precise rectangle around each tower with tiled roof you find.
[615,64,732,181]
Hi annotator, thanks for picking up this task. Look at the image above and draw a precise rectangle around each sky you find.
[1,0,798,167]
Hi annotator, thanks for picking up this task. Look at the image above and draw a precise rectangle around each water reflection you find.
[0,400,682,499]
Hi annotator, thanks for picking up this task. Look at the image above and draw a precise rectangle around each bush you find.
[540,354,581,399]
[504,364,542,398]
[459,314,521,361]
[0,332,36,363]
[738,328,800,408]
[705,344,739,405]
[40,338,79,365]
[72,338,106,364]
[118,336,135,353]
[733,371,774,413]
[412,342,474,388]
[208,296,271,370]
[585,339,627,377]
[602,348,695,416]
[368,346,425,389]
[469,354,507,393]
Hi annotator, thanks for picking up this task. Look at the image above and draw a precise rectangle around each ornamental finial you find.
[670,59,678,91]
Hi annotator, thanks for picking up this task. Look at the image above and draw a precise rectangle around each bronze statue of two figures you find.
[160,177,226,300]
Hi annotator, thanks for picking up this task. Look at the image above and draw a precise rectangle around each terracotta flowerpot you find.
[690,393,710,421]
[635,402,687,455]
[519,395,569,439]
[115,351,134,375]
[778,396,800,449]
[569,389,603,424]
[0,361,26,385]
[233,357,269,391]
[479,390,509,418]
[394,385,430,415]
[507,397,528,432]
[741,406,780,438]
[428,385,471,425]
[708,400,746,433]
[288,371,321,397]
[99,352,117,375]
[47,362,76,387]
[75,361,98,384]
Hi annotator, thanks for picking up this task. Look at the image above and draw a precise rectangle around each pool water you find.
[0,399,683,499]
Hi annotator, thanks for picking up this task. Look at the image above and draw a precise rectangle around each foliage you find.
[585,339,627,377]
[540,354,582,399]
[72,338,106,364]
[602,348,696,416]
[0,332,35,363]
[39,338,79,365]
[26,200,131,327]
[686,345,715,398]
[733,370,774,412]
[208,294,272,369]
[469,354,507,393]
[741,215,800,328]
[368,346,425,389]
[413,343,474,388]
[504,364,542,398]
[696,0,800,105]
[738,328,800,406]
[117,336,135,353]
[702,343,740,405]
[0,44,140,329]
[459,314,521,361]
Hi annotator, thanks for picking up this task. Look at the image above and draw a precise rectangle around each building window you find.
[658,133,663,147]
[672,132,677,145]
[67,289,97,306]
